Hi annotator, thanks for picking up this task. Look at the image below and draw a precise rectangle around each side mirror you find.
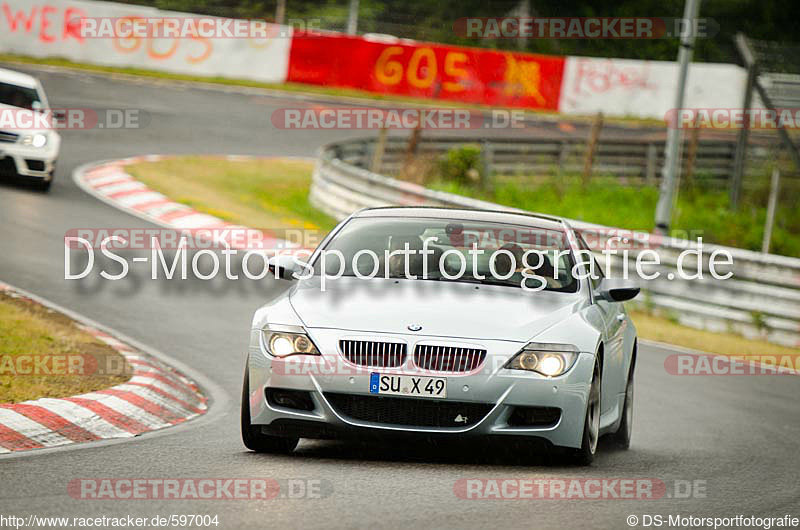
[595,278,640,302]
[268,255,307,281]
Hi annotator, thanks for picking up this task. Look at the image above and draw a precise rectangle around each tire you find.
[611,354,635,449]
[572,359,601,466]
[241,364,298,454]
[35,178,52,192]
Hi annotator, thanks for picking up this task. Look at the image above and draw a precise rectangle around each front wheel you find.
[35,177,52,192]
[571,359,601,466]
[610,358,635,449]
[241,364,298,454]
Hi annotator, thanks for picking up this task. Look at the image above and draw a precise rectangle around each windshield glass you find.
[0,82,42,110]
[312,216,578,292]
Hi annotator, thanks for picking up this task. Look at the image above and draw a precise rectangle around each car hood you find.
[289,277,583,342]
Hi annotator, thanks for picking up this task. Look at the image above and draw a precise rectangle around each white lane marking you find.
[116,191,167,208]
[85,173,132,186]
[97,181,147,196]
[77,393,171,430]
[94,334,134,352]
[82,167,124,182]
[143,203,191,218]
[126,360,169,373]
[35,399,133,439]
[169,213,225,229]
[0,408,73,448]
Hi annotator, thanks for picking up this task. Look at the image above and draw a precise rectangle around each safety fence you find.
[332,135,786,189]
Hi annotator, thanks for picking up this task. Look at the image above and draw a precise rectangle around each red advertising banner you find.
[287,32,565,110]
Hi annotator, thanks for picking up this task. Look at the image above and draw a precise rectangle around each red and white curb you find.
[0,282,208,453]
[72,155,307,251]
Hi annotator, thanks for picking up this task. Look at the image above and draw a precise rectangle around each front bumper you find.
[0,141,59,179]
[246,328,594,449]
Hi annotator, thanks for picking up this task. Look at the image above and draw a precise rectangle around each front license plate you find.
[369,373,447,399]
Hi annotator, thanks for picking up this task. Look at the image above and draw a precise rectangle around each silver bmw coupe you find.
[241,207,639,464]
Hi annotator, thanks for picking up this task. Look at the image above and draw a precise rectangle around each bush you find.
[439,145,483,186]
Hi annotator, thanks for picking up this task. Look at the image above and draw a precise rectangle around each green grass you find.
[0,292,131,403]
[126,156,338,233]
[431,174,800,257]
[630,310,799,359]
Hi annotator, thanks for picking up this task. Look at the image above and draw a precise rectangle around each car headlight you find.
[505,343,580,377]
[261,324,320,358]
[22,133,48,148]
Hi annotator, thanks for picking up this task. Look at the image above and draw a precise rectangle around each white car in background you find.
[0,67,60,191]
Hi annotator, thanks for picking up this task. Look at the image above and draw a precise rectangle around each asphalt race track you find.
[1,64,798,529]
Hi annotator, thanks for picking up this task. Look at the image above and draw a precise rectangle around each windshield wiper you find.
[428,276,518,287]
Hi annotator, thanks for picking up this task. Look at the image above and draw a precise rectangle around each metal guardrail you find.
[760,73,800,108]
[330,135,785,186]
[311,138,800,348]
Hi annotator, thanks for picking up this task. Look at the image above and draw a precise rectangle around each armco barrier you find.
[333,135,779,186]
[311,139,800,348]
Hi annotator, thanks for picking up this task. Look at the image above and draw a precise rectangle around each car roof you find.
[0,68,40,89]
[353,206,568,231]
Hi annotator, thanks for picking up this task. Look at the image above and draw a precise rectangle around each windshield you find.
[312,216,578,292]
[0,82,42,110]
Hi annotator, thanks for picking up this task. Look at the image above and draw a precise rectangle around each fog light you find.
[508,406,561,427]
[265,388,315,411]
